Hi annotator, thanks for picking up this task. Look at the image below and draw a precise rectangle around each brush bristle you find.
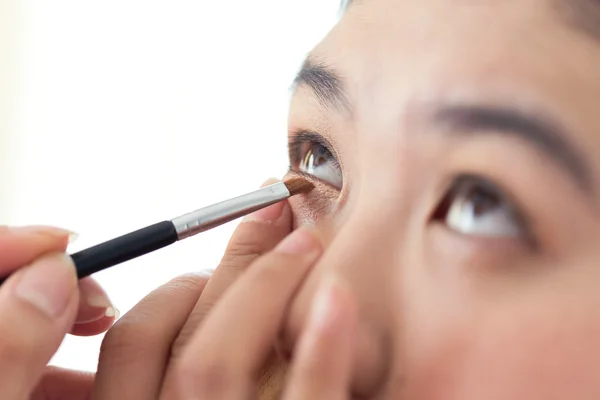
[284,177,314,196]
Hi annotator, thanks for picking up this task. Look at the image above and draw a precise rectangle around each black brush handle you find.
[0,221,178,285]
[72,221,178,278]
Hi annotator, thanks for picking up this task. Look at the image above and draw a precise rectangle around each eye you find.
[433,175,526,238]
[299,142,342,188]
[289,132,343,189]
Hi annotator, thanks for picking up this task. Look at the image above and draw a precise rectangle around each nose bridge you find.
[310,196,404,393]
[321,105,417,313]
[318,194,403,325]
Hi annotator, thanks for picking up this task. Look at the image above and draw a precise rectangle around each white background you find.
[1,0,339,372]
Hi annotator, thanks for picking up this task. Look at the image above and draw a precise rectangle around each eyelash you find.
[287,131,536,248]
[288,131,342,189]
[432,174,536,247]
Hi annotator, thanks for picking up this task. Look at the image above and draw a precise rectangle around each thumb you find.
[0,252,79,399]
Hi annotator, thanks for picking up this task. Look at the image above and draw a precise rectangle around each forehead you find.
[292,0,600,189]
[311,0,600,120]
[343,0,600,41]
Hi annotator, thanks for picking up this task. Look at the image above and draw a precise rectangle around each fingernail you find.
[85,293,112,309]
[14,253,77,318]
[105,306,120,319]
[275,227,320,255]
[68,231,79,244]
[78,277,111,309]
[74,277,114,324]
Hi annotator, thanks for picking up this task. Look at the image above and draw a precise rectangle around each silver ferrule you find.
[171,181,290,240]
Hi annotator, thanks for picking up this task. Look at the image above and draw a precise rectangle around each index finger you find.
[159,179,294,398]
[167,179,293,361]
[175,227,321,399]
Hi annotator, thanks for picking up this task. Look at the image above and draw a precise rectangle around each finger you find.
[70,313,116,337]
[160,178,292,398]
[160,179,293,397]
[168,179,293,359]
[0,226,113,336]
[283,279,357,400]
[93,273,209,400]
[175,227,321,399]
[0,252,78,399]
[31,366,94,400]
[0,226,73,274]
[70,277,116,336]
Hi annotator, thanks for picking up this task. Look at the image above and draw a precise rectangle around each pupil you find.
[303,144,330,169]
[469,186,500,216]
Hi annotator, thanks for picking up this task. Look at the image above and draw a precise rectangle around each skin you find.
[0,181,299,399]
[279,0,600,397]
[0,226,114,399]
[6,0,600,397]
[116,0,600,396]
[168,0,600,397]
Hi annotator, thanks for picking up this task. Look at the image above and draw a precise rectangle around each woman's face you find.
[279,0,600,398]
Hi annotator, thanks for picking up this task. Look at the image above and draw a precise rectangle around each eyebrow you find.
[292,59,594,195]
[433,105,593,194]
[292,58,351,112]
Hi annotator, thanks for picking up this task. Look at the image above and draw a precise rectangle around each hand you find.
[92,176,357,398]
[176,226,358,399]
[92,179,297,399]
[0,226,115,400]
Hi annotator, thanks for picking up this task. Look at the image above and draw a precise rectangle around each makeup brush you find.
[0,178,313,284]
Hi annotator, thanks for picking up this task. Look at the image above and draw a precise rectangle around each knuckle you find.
[161,274,209,298]
[218,247,262,276]
[224,222,283,259]
[224,239,265,261]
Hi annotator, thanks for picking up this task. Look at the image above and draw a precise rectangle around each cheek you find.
[398,227,600,398]
[404,301,600,400]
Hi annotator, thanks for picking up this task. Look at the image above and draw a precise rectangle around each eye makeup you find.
[288,130,344,190]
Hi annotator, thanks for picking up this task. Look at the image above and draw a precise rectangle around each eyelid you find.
[434,173,538,249]
[288,130,340,168]
[431,104,593,197]
[287,168,342,192]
